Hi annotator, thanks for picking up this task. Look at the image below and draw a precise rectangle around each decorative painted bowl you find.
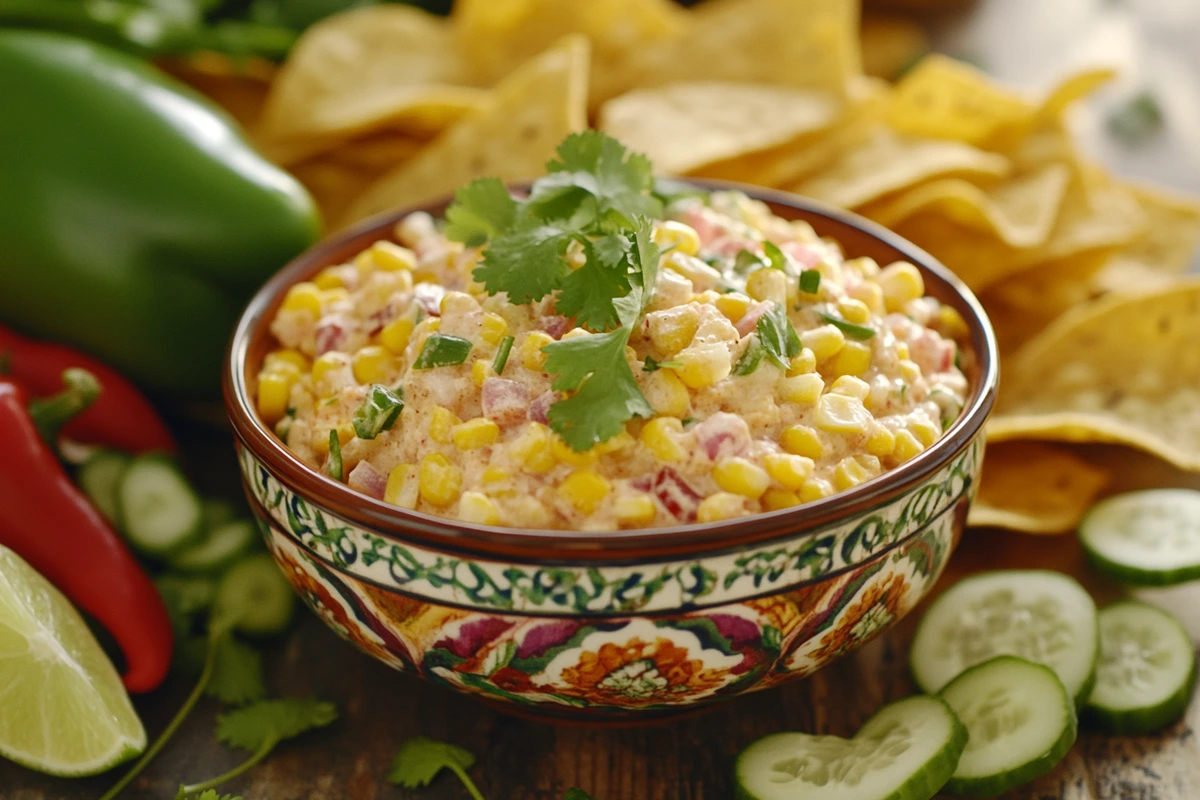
[224,181,998,723]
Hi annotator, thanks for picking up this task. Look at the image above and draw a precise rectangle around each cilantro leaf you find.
[387,737,483,800]
[629,217,662,319]
[734,249,766,273]
[205,636,265,706]
[444,177,520,247]
[652,176,707,207]
[194,791,243,800]
[555,234,632,331]
[530,131,662,230]
[216,699,338,752]
[544,328,652,451]
[352,384,404,440]
[472,225,573,303]
[643,355,681,372]
[732,336,766,376]
[564,790,597,800]
[757,303,802,369]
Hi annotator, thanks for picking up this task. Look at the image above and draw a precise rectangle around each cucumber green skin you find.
[909,570,1100,709]
[214,554,296,636]
[116,455,204,558]
[77,450,130,525]
[1078,496,1200,586]
[167,521,255,575]
[941,656,1078,798]
[733,697,968,800]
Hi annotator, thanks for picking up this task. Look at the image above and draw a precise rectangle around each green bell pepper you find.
[0,30,321,396]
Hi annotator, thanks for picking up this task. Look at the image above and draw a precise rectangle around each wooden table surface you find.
[5,444,1200,800]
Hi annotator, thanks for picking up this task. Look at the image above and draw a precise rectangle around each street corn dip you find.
[257,135,969,531]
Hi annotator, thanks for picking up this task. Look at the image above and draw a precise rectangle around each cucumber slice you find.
[940,655,1076,797]
[213,554,296,636]
[734,695,966,800]
[77,450,130,525]
[116,455,203,557]
[910,570,1098,704]
[1084,601,1196,735]
[1079,489,1200,586]
[201,499,237,530]
[168,520,256,574]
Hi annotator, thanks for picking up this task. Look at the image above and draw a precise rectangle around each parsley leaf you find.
[444,177,519,247]
[388,737,484,800]
[531,131,662,229]
[472,225,574,304]
[352,384,404,440]
[762,240,786,271]
[216,698,338,752]
[544,328,653,451]
[555,234,632,331]
[757,303,802,369]
[205,636,265,706]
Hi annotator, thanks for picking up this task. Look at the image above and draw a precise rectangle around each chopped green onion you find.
[762,241,786,271]
[681,417,697,427]
[643,355,682,372]
[817,310,876,340]
[352,384,405,440]
[413,333,472,369]
[732,336,766,376]
[326,431,343,482]
[734,249,766,273]
[799,269,821,294]
[492,335,514,375]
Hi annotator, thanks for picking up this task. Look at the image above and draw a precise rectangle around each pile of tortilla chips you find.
[187,0,1200,537]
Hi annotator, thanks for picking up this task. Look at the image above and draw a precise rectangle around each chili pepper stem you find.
[28,368,101,445]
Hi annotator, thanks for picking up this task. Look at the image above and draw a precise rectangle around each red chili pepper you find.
[0,375,172,693]
[0,323,176,454]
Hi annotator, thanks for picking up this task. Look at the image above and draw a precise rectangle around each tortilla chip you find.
[969,443,1111,534]
[325,133,426,171]
[616,0,861,102]
[599,83,840,175]
[860,162,1070,248]
[989,280,1200,472]
[158,54,275,130]
[885,54,1035,145]
[1089,183,1200,293]
[289,158,378,228]
[452,0,685,105]
[256,5,484,159]
[1038,68,1118,120]
[341,35,589,227]
[860,14,929,81]
[791,126,1010,208]
[693,77,886,186]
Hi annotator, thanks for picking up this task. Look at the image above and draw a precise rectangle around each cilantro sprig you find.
[445,132,670,451]
[732,303,802,376]
[388,737,596,800]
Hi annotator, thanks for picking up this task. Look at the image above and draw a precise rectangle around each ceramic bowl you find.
[224,181,998,723]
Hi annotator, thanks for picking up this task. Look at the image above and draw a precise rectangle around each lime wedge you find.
[0,545,146,776]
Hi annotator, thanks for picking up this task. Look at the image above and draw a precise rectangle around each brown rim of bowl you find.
[224,179,998,563]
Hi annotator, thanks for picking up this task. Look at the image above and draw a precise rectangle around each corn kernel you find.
[780,425,824,459]
[482,466,509,484]
[561,327,590,341]
[520,331,554,371]
[320,288,350,307]
[663,252,723,292]
[866,426,897,457]
[509,496,552,528]
[746,268,787,305]
[281,282,322,315]
[893,429,925,462]
[849,281,884,313]
[641,417,685,462]
[830,341,872,377]
[712,457,770,499]
[452,418,500,450]
[799,478,834,503]
[366,240,417,272]
[878,261,925,311]
[264,349,309,377]
[418,453,462,507]
[352,345,394,384]
[778,373,824,404]
[815,393,872,434]
[440,291,480,316]
[311,352,348,389]
[787,348,817,376]
[594,430,635,456]
[829,375,870,401]
[647,305,701,355]
[379,317,415,355]
[910,417,941,447]
[695,289,722,305]
[836,297,871,325]
[858,454,882,474]
[479,313,509,345]
[764,453,814,490]
[652,220,701,257]
[846,256,881,278]
[896,342,910,361]
[644,369,690,417]
[937,305,969,340]
[762,489,802,511]
[559,469,611,513]
[834,456,873,491]
[696,492,746,523]
[256,373,291,423]
[676,342,732,389]
[384,464,419,508]
[459,491,500,525]
[615,493,657,526]
[312,267,346,290]
[551,436,598,467]
[800,325,845,361]
[472,359,494,387]
[714,292,751,323]
[510,423,556,473]
[899,359,922,383]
